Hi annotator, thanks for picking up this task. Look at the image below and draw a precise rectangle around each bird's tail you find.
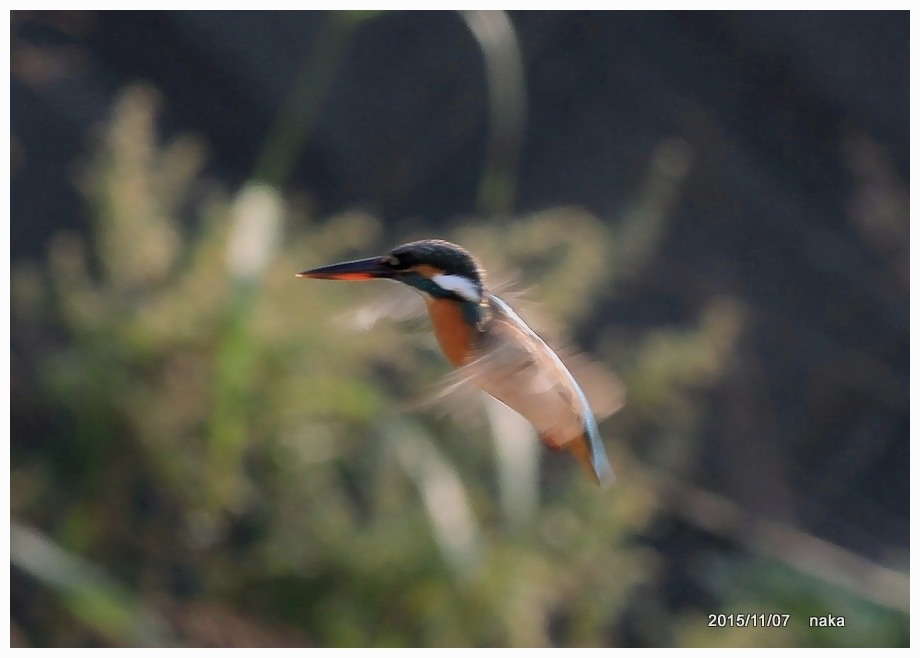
[568,435,614,488]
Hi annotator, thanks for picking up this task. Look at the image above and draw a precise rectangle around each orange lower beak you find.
[297,256,393,281]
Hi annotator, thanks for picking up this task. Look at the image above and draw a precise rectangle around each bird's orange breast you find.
[425,298,476,367]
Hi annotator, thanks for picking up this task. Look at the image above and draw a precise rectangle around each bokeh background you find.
[10,10,909,648]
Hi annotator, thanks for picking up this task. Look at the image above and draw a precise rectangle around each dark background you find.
[10,10,909,647]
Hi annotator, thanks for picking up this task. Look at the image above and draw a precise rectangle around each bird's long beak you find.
[296,256,393,281]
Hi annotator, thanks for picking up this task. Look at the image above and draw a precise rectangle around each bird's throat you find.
[425,297,480,367]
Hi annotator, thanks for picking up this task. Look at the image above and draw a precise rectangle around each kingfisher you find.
[297,239,619,486]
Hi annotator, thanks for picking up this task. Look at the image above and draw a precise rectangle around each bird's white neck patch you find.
[432,273,481,302]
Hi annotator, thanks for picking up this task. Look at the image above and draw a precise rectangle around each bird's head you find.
[297,239,485,304]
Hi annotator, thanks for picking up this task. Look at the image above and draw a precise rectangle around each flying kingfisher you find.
[297,239,620,486]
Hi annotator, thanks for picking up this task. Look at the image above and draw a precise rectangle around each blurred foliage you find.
[10,86,907,647]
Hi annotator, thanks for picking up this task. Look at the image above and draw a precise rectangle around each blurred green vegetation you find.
[10,86,908,647]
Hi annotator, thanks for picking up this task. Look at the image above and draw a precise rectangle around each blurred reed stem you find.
[11,522,176,647]
[252,12,370,188]
[461,10,527,216]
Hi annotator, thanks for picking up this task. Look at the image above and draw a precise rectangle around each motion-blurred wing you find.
[338,281,427,330]
[482,285,626,421]
[423,294,618,485]
[556,350,626,421]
